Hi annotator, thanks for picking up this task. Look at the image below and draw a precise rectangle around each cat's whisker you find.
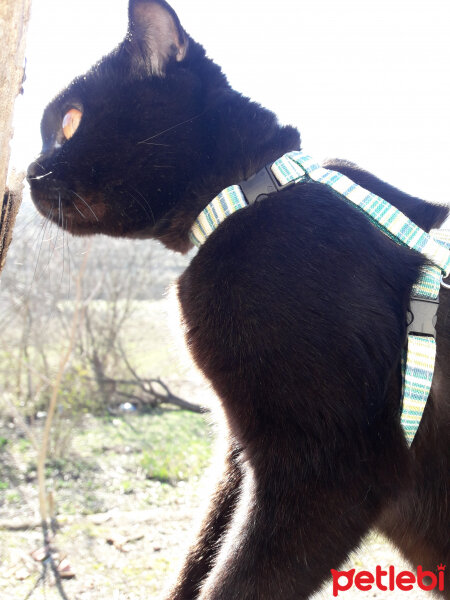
[47,227,61,276]
[129,186,156,221]
[65,219,71,298]
[59,194,66,287]
[46,200,62,272]
[72,200,87,219]
[70,190,99,222]
[42,232,58,242]
[14,210,44,236]
[29,214,48,247]
[58,192,62,229]
[31,217,49,272]
[29,171,53,181]
[30,205,53,288]
[29,160,46,173]
[137,111,206,145]
[126,188,155,225]
[138,142,171,147]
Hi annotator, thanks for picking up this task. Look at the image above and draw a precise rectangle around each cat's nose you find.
[27,160,45,181]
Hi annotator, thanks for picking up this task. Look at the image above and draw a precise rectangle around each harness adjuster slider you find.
[239,163,295,205]
[407,297,439,336]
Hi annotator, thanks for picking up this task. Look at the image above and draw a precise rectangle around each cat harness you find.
[189,151,450,446]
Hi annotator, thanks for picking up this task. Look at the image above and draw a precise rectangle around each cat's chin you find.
[32,196,100,232]
[31,192,159,240]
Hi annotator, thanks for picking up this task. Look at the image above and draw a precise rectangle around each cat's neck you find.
[153,92,300,253]
[211,95,300,187]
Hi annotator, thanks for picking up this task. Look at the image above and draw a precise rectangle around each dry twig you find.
[26,243,91,599]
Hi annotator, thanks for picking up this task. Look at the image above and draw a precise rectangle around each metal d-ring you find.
[441,274,450,290]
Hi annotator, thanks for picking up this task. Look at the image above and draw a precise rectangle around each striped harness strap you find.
[190,151,450,446]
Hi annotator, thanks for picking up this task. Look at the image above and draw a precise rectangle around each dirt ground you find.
[0,383,440,600]
[0,490,438,600]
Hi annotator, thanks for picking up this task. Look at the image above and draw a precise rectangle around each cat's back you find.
[177,182,422,411]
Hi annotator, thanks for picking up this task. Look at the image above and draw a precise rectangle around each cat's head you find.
[28,0,300,252]
[27,1,229,245]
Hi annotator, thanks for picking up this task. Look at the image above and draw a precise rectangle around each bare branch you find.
[91,372,206,414]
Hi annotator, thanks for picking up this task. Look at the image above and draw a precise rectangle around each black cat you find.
[27,1,450,598]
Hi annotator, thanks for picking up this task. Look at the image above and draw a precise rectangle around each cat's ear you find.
[127,0,188,74]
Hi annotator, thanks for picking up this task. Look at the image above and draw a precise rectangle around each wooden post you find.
[0,0,32,274]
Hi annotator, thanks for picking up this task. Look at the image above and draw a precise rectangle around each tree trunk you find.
[0,0,32,274]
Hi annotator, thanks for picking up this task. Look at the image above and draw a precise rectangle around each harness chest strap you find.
[189,151,450,446]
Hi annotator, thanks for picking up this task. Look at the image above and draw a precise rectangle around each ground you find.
[0,398,439,600]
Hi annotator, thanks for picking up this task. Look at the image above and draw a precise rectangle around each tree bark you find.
[0,0,32,274]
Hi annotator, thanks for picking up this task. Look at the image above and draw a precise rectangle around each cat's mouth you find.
[29,183,108,235]
[28,178,156,238]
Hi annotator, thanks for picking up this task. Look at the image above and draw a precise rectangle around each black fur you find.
[28,1,450,598]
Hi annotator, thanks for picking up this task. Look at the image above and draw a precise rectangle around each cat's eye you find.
[62,108,82,140]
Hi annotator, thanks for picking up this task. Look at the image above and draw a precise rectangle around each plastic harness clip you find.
[239,164,294,205]
[408,297,439,336]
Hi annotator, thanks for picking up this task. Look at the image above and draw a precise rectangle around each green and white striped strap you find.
[402,230,450,444]
[190,186,247,247]
[274,152,450,282]
[401,335,436,445]
[275,153,450,445]
[189,151,450,445]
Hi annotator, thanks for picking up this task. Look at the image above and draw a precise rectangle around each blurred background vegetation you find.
[0,199,195,416]
[0,199,218,598]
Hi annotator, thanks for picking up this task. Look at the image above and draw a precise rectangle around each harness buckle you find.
[407,297,439,336]
[239,164,294,205]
